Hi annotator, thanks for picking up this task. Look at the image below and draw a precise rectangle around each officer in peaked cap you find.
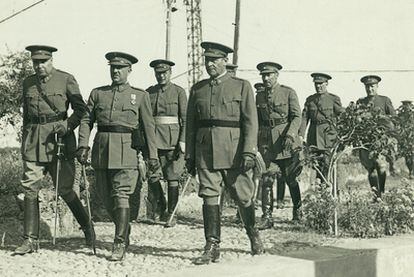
[254,83,266,93]
[226,63,238,77]
[15,45,94,255]
[300,73,344,185]
[255,61,303,229]
[146,59,187,228]
[357,74,396,199]
[186,41,264,265]
[77,51,159,261]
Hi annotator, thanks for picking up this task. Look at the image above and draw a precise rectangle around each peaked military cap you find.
[105,52,138,66]
[25,45,57,60]
[226,63,238,70]
[401,100,413,105]
[360,75,381,85]
[149,59,175,72]
[256,62,283,74]
[254,82,265,91]
[311,72,332,83]
[201,41,233,58]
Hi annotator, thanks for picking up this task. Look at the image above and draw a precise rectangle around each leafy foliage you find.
[336,101,398,161]
[302,182,336,234]
[396,102,414,159]
[304,179,414,238]
[0,50,34,124]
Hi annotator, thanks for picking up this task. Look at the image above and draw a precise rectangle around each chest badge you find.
[131,94,136,105]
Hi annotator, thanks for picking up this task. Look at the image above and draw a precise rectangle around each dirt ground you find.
[0,193,336,277]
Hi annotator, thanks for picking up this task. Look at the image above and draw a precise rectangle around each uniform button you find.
[114,98,117,102]
[113,108,116,111]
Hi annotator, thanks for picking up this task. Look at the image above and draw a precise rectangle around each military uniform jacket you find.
[256,83,301,160]
[78,83,158,169]
[186,73,258,169]
[22,68,87,162]
[299,92,344,150]
[356,94,396,129]
[146,82,187,150]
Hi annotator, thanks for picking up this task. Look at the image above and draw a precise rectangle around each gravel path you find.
[0,194,335,277]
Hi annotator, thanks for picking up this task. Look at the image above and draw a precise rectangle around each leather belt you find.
[154,116,179,125]
[260,118,287,127]
[98,125,133,133]
[198,119,240,128]
[29,112,67,124]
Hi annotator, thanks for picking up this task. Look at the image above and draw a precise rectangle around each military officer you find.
[186,41,264,265]
[357,75,395,199]
[15,45,95,255]
[77,52,160,261]
[226,63,238,77]
[255,62,303,230]
[300,73,344,183]
[146,59,187,227]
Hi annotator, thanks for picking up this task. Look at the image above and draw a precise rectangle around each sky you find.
[1,0,414,146]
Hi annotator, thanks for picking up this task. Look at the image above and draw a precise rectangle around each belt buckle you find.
[38,115,48,124]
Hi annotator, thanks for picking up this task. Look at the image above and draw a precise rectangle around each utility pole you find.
[165,0,174,60]
[232,0,241,65]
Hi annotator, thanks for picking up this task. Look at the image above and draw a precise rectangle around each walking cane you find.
[81,164,96,255]
[53,134,64,245]
[166,175,192,226]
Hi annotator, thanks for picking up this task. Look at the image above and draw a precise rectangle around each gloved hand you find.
[241,153,256,172]
[54,121,69,137]
[283,134,294,150]
[148,158,161,172]
[185,159,196,176]
[76,147,89,165]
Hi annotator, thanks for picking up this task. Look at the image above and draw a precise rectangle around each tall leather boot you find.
[165,185,179,228]
[276,175,285,209]
[289,182,302,221]
[65,195,96,248]
[239,204,265,255]
[14,196,39,255]
[257,181,274,230]
[378,171,386,197]
[194,205,221,265]
[109,208,130,261]
[148,181,167,222]
[368,171,380,199]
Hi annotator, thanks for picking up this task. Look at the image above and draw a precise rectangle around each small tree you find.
[303,101,399,235]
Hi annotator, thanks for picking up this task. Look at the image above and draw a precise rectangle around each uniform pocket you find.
[122,103,138,122]
[169,124,180,146]
[223,95,241,117]
[272,103,287,117]
[167,100,179,114]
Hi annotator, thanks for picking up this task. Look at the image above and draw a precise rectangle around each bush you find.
[0,148,23,195]
[302,182,337,235]
[339,189,385,238]
[303,179,414,238]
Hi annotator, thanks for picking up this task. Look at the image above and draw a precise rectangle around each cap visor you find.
[31,54,51,60]
[109,62,130,66]
[202,52,225,58]
[259,70,277,74]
